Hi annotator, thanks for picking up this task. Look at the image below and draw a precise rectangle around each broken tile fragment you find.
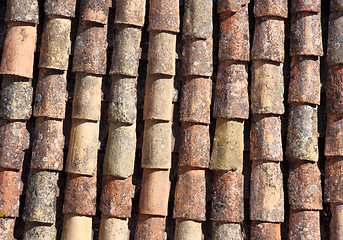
[148,0,180,33]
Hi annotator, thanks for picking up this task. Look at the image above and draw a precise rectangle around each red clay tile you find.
[114,0,146,27]
[289,210,320,239]
[148,0,180,33]
[63,174,97,216]
[72,22,107,75]
[251,222,281,240]
[23,170,59,224]
[44,0,77,18]
[212,222,243,240]
[251,19,285,62]
[179,122,210,168]
[286,104,318,162]
[330,204,343,240]
[147,31,177,76]
[290,12,323,57]
[142,120,172,169]
[325,157,343,203]
[66,119,99,176]
[109,25,142,77]
[0,217,15,240]
[31,118,64,171]
[139,169,170,216]
[219,6,250,62]
[24,222,57,240]
[5,0,39,24]
[72,73,102,121]
[34,69,68,119]
[331,0,343,12]
[210,119,244,170]
[217,0,250,13]
[182,38,213,77]
[291,0,321,13]
[136,215,167,240]
[213,61,249,119]
[143,75,174,121]
[250,116,283,162]
[174,167,206,221]
[174,219,203,239]
[251,60,284,115]
[327,64,343,114]
[38,16,71,71]
[289,56,320,105]
[211,168,243,222]
[288,162,322,210]
[103,123,136,178]
[180,77,212,124]
[108,76,137,124]
[327,12,343,65]
[0,121,29,170]
[0,22,36,78]
[250,161,284,222]
[79,0,109,24]
[0,168,23,217]
[182,0,213,39]
[100,176,135,218]
[0,76,33,120]
[325,114,343,157]
[99,216,129,240]
[254,0,288,18]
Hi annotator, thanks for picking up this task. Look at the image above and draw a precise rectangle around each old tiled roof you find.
[0,0,338,239]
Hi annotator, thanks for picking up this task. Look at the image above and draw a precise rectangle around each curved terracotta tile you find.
[212,222,243,240]
[217,0,250,14]
[251,222,281,240]
[289,210,320,240]
[325,114,343,157]
[99,216,129,240]
[44,0,77,18]
[136,215,167,240]
[0,217,15,240]
[174,219,203,239]
[79,0,109,25]
[24,222,57,240]
[290,0,321,13]
[254,0,288,18]
[114,0,146,27]
[327,12,343,65]
[325,157,343,203]
[148,0,180,33]
[5,0,39,24]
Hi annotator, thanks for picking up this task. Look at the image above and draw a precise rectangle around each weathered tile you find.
[66,120,99,176]
[174,219,203,240]
[289,56,320,105]
[72,73,102,121]
[139,169,170,216]
[110,25,142,77]
[290,12,323,57]
[330,204,343,240]
[0,218,15,240]
[254,0,288,18]
[219,6,250,61]
[210,119,244,170]
[180,77,212,124]
[148,0,180,33]
[147,31,177,75]
[103,123,136,178]
[327,64,343,114]
[217,0,250,13]
[251,222,281,240]
[5,0,39,24]
[212,222,243,240]
[136,215,166,240]
[79,0,109,24]
[44,0,77,18]
[286,104,318,162]
[0,121,29,170]
[251,19,285,62]
[39,16,71,71]
[0,168,23,217]
[291,0,321,13]
[63,174,97,216]
[24,222,57,240]
[325,157,343,203]
[213,61,249,119]
[325,114,343,157]
[72,22,107,75]
[143,75,174,121]
[288,162,322,210]
[179,122,210,168]
[61,214,92,239]
[289,210,320,240]
[0,76,33,120]
[182,0,212,39]
[99,216,129,240]
[327,12,343,65]
[250,161,284,222]
[114,0,146,27]
[331,0,343,12]
[31,118,64,171]
[211,168,244,222]
[250,116,283,161]
[100,176,135,218]
[23,170,59,224]
[0,23,36,78]
[174,167,206,221]
[182,38,213,77]
[142,120,172,169]
[34,69,68,119]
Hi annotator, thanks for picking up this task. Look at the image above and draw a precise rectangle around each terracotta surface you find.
[0,217,15,240]
[44,0,77,18]
[327,12,343,65]
[327,64,343,114]
[24,222,57,240]
[136,215,167,240]
[217,0,250,13]
[291,0,321,13]
[330,204,343,240]
[325,114,343,156]
[212,222,243,240]
[331,0,343,12]
[174,219,203,240]
[114,0,146,27]
[61,214,92,240]
[5,0,39,24]
[289,210,321,240]
[79,0,109,24]
[325,157,343,203]
[251,222,281,240]
[148,0,180,33]
[254,0,288,18]
[99,216,129,240]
